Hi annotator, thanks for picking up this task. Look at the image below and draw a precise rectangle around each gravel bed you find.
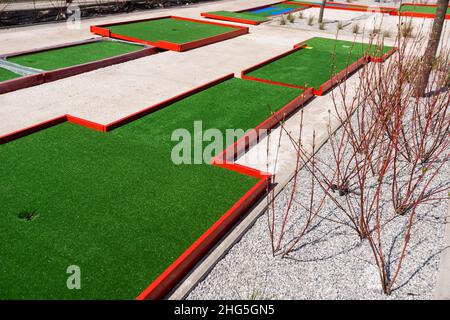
[268,7,434,39]
[188,106,449,300]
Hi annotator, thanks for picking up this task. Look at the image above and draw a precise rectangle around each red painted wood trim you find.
[370,47,397,63]
[0,115,67,145]
[0,73,44,95]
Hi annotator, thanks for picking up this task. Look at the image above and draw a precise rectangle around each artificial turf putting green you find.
[106,17,239,44]
[0,67,21,82]
[400,4,450,15]
[245,37,392,90]
[7,40,143,71]
[206,11,269,22]
[0,78,304,299]
[247,3,304,16]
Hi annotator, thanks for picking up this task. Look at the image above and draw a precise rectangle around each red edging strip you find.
[0,38,157,95]
[315,56,366,95]
[90,16,249,52]
[0,74,313,300]
[370,47,397,63]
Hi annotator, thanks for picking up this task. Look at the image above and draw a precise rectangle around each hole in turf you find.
[18,211,38,221]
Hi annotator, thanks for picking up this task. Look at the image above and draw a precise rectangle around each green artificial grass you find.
[107,17,239,44]
[0,78,304,299]
[246,37,393,90]
[207,11,269,22]
[248,4,304,17]
[400,4,450,14]
[7,40,143,71]
[0,67,21,82]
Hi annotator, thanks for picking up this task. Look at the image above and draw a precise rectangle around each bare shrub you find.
[265,26,449,295]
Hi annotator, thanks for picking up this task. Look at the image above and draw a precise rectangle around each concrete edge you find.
[433,200,450,300]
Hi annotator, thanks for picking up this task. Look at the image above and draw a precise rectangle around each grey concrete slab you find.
[434,201,450,300]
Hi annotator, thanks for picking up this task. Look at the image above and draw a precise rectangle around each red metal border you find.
[90,16,249,52]
[314,56,366,95]
[0,73,45,95]
[0,74,314,300]
[370,46,397,63]
[397,3,450,19]
[0,38,157,95]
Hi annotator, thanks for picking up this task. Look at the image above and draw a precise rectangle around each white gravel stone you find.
[188,101,449,300]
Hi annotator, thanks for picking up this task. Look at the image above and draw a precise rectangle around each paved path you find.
[434,201,450,299]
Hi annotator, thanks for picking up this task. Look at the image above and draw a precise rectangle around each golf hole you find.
[18,211,38,221]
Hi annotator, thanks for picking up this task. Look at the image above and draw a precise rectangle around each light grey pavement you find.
[434,201,450,300]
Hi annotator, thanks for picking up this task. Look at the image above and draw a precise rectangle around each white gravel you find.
[188,103,449,300]
[269,7,437,39]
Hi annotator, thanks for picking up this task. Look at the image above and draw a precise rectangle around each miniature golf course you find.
[0,78,305,299]
[203,3,309,24]
[0,67,21,82]
[243,37,392,91]
[7,40,144,71]
[91,17,247,51]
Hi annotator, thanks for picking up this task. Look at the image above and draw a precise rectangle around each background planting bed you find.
[0,38,156,94]
[201,2,310,25]
[398,3,450,19]
[90,16,249,51]
[242,37,394,95]
[0,75,313,300]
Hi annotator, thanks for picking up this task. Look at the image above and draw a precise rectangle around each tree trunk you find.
[318,0,326,23]
[415,0,449,97]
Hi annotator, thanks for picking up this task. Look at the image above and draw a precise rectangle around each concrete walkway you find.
[434,201,450,300]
